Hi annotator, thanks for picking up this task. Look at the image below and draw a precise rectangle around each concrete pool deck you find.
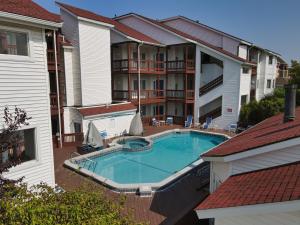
[54,125,235,225]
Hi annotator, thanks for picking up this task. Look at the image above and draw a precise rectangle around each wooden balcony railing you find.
[199,75,223,96]
[112,59,166,74]
[166,90,194,100]
[199,106,222,123]
[252,66,257,76]
[167,59,195,72]
[50,93,58,108]
[112,90,165,101]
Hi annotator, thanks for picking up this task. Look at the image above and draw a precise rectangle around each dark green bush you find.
[0,182,142,225]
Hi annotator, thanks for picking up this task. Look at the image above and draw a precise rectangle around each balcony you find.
[167,60,195,73]
[166,90,195,101]
[112,59,166,74]
[112,90,166,104]
[47,49,61,71]
[50,93,63,115]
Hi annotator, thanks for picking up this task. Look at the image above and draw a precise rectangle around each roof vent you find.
[284,84,297,123]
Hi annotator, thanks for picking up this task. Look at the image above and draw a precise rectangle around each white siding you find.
[63,47,75,106]
[210,161,231,192]
[111,30,129,44]
[163,18,240,55]
[60,9,82,106]
[63,107,82,133]
[117,16,186,45]
[231,146,300,175]
[215,211,300,225]
[1,22,54,187]
[238,45,248,59]
[78,20,112,106]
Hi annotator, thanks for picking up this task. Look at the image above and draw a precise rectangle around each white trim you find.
[82,109,137,119]
[203,136,300,162]
[3,125,41,174]
[0,11,62,28]
[0,25,34,62]
[196,200,300,219]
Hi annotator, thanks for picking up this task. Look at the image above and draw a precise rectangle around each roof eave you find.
[0,11,62,29]
[196,199,300,219]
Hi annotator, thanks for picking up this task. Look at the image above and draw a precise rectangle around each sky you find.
[35,0,300,64]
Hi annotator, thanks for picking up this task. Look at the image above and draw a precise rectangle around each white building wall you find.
[201,64,223,86]
[215,211,300,225]
[110,30,128,44]
[78,20,112,106]
[210,161,231,193]
[117,16,186,45]
[82,112,135,138]
[63,47,75,106]
[231,145,300,175]
[0,22,55,187]
[163,18,241,55]
[238,45,248,59]
[63,107,83,133]
[60,9,82,106]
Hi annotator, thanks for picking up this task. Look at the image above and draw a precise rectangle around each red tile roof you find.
[56,2,161,45]
[78,103,136,117]
[203,107,300,157]
[196,161,300,210]
[0,0,61,23]
[117,13,253,64]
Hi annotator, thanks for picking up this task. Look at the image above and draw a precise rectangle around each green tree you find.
[289,60,300,87]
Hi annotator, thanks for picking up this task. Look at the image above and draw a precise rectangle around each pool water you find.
[80,132,226,184]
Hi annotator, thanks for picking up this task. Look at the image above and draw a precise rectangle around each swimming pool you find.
[65,130,228,192]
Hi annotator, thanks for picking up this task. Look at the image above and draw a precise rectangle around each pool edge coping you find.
[64,129,230,194]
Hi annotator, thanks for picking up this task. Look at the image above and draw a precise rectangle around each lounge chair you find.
[166,117,173,125]
[152,118,159,126]
[184,115,193,128]
[202,117,213,129]
[228,123,237,133]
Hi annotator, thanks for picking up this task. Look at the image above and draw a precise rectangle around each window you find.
[74,123,81,133]
[241,95,248,106]
[0,128,36,166]
[133,80,146,90]
[0,29,28,56]
[242,67,249,74]
[268,55,273,65]
[267,79,272,89]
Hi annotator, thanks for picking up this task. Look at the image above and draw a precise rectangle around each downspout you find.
[137,42,144,112]
[53,30,62,148]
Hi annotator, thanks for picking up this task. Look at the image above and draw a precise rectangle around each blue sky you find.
[35,0,300,64]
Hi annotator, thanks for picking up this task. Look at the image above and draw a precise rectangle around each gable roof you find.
[115,13,254,64]
[0,0,61,24]
[78,103,136,117]
[196,161,300,211]
[203,107,300,158]
[56,2,161,46]
[160,15,252,45]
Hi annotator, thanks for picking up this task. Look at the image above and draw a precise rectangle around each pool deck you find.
[54,126,234,225]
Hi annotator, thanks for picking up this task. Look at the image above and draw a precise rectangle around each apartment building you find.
[195,86,300,225]
[0,0,62,186]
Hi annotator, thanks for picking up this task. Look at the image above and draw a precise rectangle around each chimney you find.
[284,84,297,122]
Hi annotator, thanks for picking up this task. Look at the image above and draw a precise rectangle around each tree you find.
[289,60,300,87]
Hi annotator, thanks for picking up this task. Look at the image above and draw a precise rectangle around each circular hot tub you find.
[116,137,152,152]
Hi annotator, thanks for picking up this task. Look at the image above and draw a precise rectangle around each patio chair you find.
[202,117,213,129]
[166,117,173,125]
[152,118,159,127]
[228,123,238,133]
[99,130,108,139]
[184,115,193,128]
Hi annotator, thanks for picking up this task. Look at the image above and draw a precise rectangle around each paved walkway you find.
[54,125,232,224]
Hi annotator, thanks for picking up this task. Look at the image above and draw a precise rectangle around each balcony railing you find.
[166,90,194,100]
[112,59,166,74]
[167,59,195,72]
[199,75,223,96]
[50,93,58,108]
[47,49,55,64]
[199,106,222,123]
[112,90,165,101]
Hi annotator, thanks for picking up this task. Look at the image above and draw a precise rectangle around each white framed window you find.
[267,79,272,89]
[268,55,273,65]
[242,67,249,74]
[0,29,29,56]
[1,127,37,167]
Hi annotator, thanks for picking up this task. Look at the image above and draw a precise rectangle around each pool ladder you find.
[70,152,98,172]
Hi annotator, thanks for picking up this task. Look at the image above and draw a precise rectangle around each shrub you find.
[0,182,142,225]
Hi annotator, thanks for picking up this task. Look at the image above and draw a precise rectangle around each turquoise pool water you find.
[80,132,226,184]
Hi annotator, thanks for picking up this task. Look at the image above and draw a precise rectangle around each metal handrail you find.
[70,152,98,172]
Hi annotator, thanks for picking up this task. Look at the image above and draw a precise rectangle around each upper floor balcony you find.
[112,59,166,74]
[112,89,166,104]
[167,59,195,73]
